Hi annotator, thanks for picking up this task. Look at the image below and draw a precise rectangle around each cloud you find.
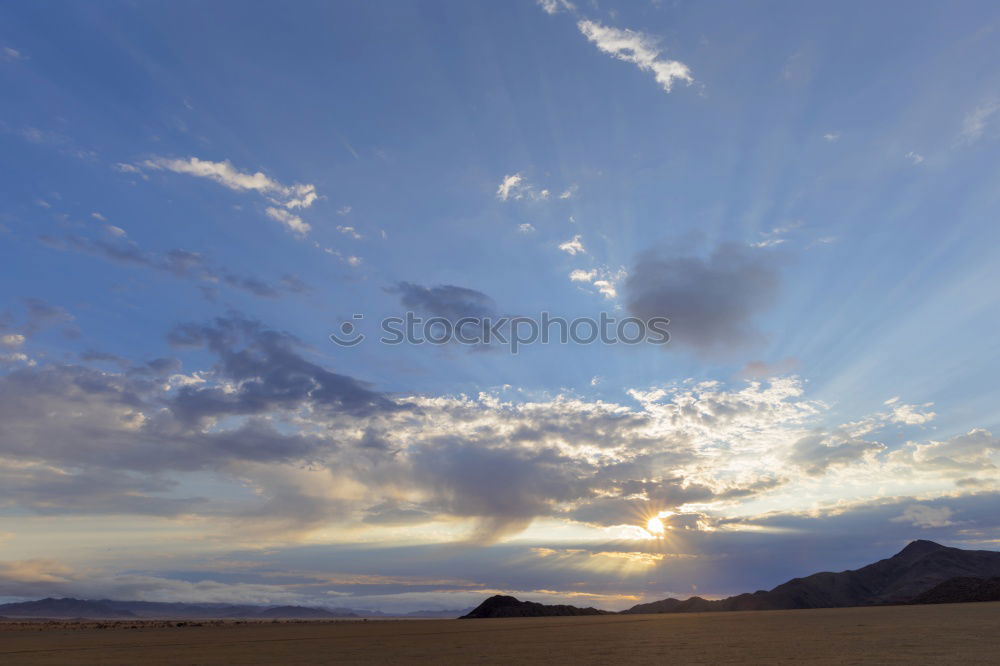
[389,283,497,321]
[138,157,318,235]
[789,429,885,475]
[537,0,575,15]
[497,173,526,201]
[142,157,317,208]
[905,151,925,165]
[903,428,999,472]
[518,223,536,234]
[264,207,311,235]
[625,242,782,355]
[569,265,627,300]
[577,20,693,93]
[889,402,936,425]
[23,298,75,336]
[961,101,999,143]
[0,334,25,348]
[2,46,25,62]
[558,234,586,255]
[336,225,362,240]
[496,173,570,203]
[166,315,401,424]
[823,132,840,142]
[0,311,995,556]
[892,505,955,529]
[39,234,307,300]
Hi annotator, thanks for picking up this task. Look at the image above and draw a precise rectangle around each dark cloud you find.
[23,297,75,335]
[388,282,497,321]
[39,234,308,300]
[789,429,886,475]
[739,357,800,379]
[167,315,402,423]
[625,242,782,355]
[409,438,593,541]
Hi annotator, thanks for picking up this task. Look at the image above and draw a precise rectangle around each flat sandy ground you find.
[1,602,997,664]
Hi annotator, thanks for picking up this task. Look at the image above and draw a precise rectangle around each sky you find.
[0,0,998,613]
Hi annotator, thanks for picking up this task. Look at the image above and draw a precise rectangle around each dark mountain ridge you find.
[0,599,462,619]
[909,576,1000,604]
[460,595,609,618]
[625,540,1000,614]
[0,598,137,618]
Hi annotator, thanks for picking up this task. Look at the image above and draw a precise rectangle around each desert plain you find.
[0,601,997,665]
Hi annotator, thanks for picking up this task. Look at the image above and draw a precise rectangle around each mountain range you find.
[0,598,471,620]
[459,540,1000,619]
[624,539,1000,613]
[4,541,997,621]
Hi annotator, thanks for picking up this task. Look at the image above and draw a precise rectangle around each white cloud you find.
[890,402,936,425]
[0,334,25,348]
[905,151,924,165]
[141,157,319,230]
[559,185,578,199]
[568,265,626,300]
[2,46,24,61]
[537,0,575,15]
[961,101,999,143]
[105,225,127,237]
[751,238,785,248]
[336,225,362,240]
[558,234,586,255]
[592,279,618,299]
[908,428,999,470]
[337,206,352,216]
[497,173,572,203]
[265,207,311,235]
[892,505,954,528]
[91,212,107,222]
[577,20,693,93]
[823,132,840,142]
[346,255,362,267]
[518,223,536,234]
[497,173,526,201]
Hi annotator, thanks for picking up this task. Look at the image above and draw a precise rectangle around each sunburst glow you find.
[646,516,666,535]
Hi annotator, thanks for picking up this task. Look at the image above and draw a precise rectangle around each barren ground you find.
[0,602,997,664]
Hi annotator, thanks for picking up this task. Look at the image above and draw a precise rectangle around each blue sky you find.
[0,0,998,612]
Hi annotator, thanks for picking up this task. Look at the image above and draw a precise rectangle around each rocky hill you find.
[460,595,609,618]
[909,576,1000,604]
[625,540,1000,614]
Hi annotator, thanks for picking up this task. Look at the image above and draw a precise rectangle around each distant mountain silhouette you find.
[909,576,1000,604]
[0,598,457,619]
[0,598,136,618]
[402,608,474,618]
[460,595,609,618]
[625,540,1000,614]
[253,605,355,619]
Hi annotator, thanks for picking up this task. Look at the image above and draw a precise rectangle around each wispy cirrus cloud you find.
[577,20,693,93]
[496,172,575,203]
[136,157,319,235]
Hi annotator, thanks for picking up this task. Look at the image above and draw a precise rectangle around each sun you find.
[646,516,666,535]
